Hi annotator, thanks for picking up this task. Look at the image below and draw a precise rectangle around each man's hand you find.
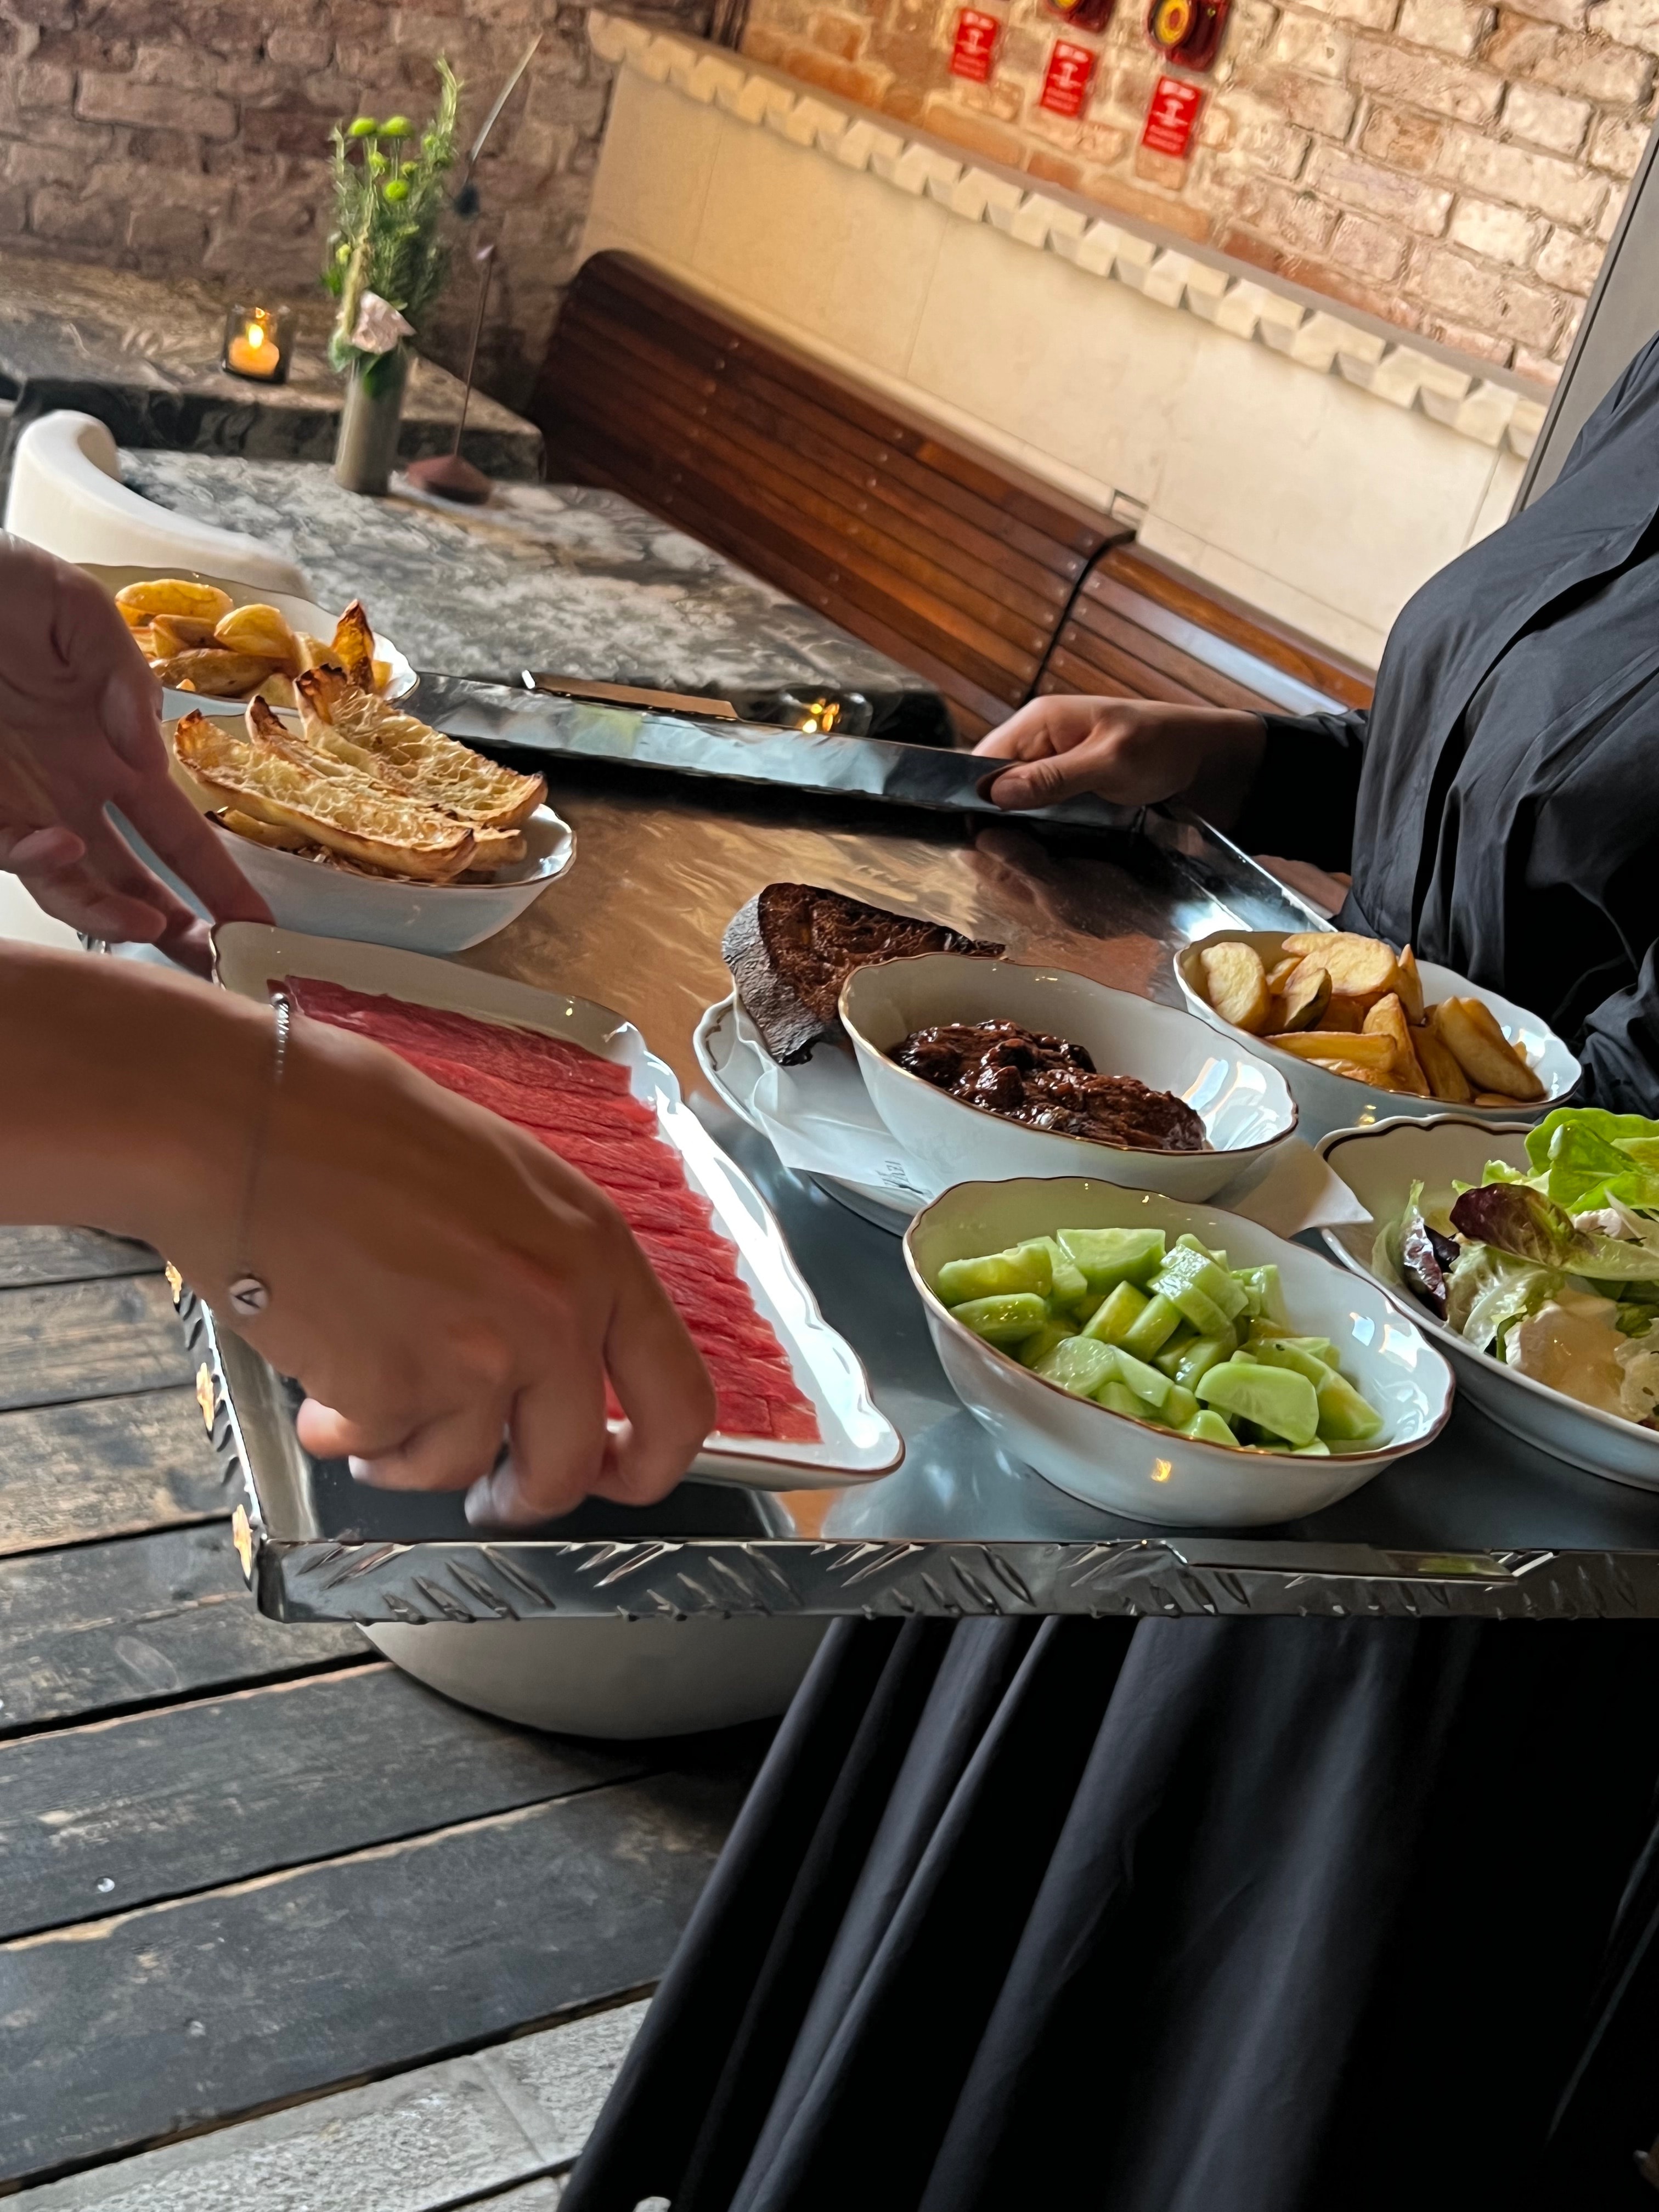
[0,538,269,970]
[973,695,1266,827]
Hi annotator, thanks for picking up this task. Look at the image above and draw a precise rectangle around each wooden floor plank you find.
[0,1389,225,1558]
[0,1278,191,1412]
[0,1525,363,1734]
[8,2000,647,2211]
[0,1229,160,1291]
[0,1665,655,1941]
[0,1779,737,2182]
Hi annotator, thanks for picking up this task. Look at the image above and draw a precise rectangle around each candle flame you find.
[245,321,266,348]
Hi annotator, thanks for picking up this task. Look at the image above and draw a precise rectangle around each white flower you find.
[350,291,415,354]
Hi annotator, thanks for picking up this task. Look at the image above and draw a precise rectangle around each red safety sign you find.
[949,8,1001,81]
[1141,73,1203,156]
[1039,39,1097,117]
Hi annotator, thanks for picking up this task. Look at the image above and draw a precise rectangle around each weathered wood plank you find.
[0,1524,362,1734]
[0,1389,225,1558]
[0,1664,654,1941]
[0,1779,737,2182]
[10,2001,646,2211]
[0,1278,190,1412]
[0,1228,160,1291]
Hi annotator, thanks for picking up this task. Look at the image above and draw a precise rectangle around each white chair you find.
[3,411,309,592]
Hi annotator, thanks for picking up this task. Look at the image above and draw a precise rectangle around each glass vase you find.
[333,345,410,496]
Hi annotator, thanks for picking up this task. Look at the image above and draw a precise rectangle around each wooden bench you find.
[532,251,1124,742]
[532,251,1374,741]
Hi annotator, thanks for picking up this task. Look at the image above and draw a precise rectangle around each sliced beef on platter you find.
[288,977,821,1445]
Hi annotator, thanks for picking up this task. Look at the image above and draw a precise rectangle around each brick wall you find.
[742,0,1658,382]
[0,0,709,410]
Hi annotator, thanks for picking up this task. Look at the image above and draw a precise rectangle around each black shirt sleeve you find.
[1576,940,1659,1115]
[1231,708,1369,875]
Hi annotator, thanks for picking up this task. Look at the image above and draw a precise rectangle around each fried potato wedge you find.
[1396,944,1425,1025]
[1473,1092,1534,1108]
[1363,992,1431,1094]
[1412,1012,1472,1104]
[296,667,546,831]
[1266,954,1301,995]
[116,579,234,627]
[1435,997,1545,1102]
[215,602,301,670]
[172,709,475,881]
[330,599,377,691]
[1277,963,1331,1034]
[1267,1030,1398,1071]
[149,612,221,654]
[149,648,274,698]
[1198,941,1271,1033]
[1307,1057,1408,1091]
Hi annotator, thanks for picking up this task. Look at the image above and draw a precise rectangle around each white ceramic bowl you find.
[840,953,1297,1205]
[1317,1113,1659,1492]
[905,1176,1453,1528]
[1175,929,1579,1142]
[83,562,416,706]
[164,712,573,953]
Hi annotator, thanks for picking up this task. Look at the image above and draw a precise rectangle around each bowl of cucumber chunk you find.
[905,1178,1453,1526]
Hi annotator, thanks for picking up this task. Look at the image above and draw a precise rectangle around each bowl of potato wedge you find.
[87,567,416,709]
[1176,927,1579,1139]
[161,675,572,953]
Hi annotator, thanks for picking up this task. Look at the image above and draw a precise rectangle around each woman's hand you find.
[1,951,715,1526]
[0,537,269,972]
[973,695,1266,827]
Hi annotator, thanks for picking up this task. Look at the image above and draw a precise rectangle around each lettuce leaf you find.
[1444,1244,1562,1352]
[1523,1108,1659,1215]
[1451,1183,1659,1282]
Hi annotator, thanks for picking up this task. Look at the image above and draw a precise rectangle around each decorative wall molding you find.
[587,10,1548,462]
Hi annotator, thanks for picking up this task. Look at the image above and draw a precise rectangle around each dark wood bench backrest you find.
[531,251,1125,741]
[1038,544,1374,719]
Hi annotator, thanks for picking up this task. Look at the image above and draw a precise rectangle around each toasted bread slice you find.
[172,710,475,881]
[296,667,545,831]
[212,807,318,854]
[331,600,377,691]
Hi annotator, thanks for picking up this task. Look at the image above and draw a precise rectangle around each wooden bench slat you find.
[0,1523,362,1735]
[0,1388,225,1559]
[0,1768,743,2185]
[1059,607,1281,714]
[0,1663,653,1943]
[0,1277,191,1413]
[1039,639,1215,710]
[0,1230,159,1291]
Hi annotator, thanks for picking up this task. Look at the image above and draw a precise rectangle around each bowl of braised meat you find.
[839,955,1297,1202]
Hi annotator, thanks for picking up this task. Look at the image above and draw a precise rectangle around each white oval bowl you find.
[1175,928,1579,1142]
[1317,1112,1659,1492]
[163,712,572,953]
[83,562,416,706]
[840,953,1297,1204]
[905,1175,1453,1528]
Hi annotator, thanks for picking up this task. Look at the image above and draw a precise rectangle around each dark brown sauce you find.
[890,1020,1209,1152]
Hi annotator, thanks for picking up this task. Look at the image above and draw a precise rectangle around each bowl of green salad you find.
[904,1176,1453,1527]
[1319,1108,1659,1490]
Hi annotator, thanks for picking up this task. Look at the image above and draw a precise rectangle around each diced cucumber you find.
[1293,1440,1331,1456]
[1034,1335,1119,1398]
[1173,1332,1236,1390]
[1080,1280,1148,1347]
[1150,1245,1249,1336]
[1015,1319,1076,1369]
[1031,1237,1090,1307]
[1161,1382,1201,1428]
[937,1243,1051,1306]
[1097,1380,1151,1422]
[1232,1264,1285,1324]
[950,1291,1049,1345]
[1155,1330,1198,1377]
[1249,1322,1339,1370]
[1120,1292,1183,1362]
[1197,1359,1319,1448]
[1056,1227,1166,1291]
[1108,1345,1174,1410]
[1248,1337,1332,1387]
[1177,1233,1228,1269]
[1314,1368,1385,1443]
[1180,1409,1240,1448]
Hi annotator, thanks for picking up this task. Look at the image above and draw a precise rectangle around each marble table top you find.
[122,452,951,738]
[0,250,541,479]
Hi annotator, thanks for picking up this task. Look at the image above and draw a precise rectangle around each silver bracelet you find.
[228,989,292,1319]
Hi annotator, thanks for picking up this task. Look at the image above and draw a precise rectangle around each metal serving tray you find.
[201,712,1659,1621]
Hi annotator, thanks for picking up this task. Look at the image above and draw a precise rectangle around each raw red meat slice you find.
[296,983,821,1444]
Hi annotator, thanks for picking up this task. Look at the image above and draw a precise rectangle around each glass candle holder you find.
[222,303,294,384]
